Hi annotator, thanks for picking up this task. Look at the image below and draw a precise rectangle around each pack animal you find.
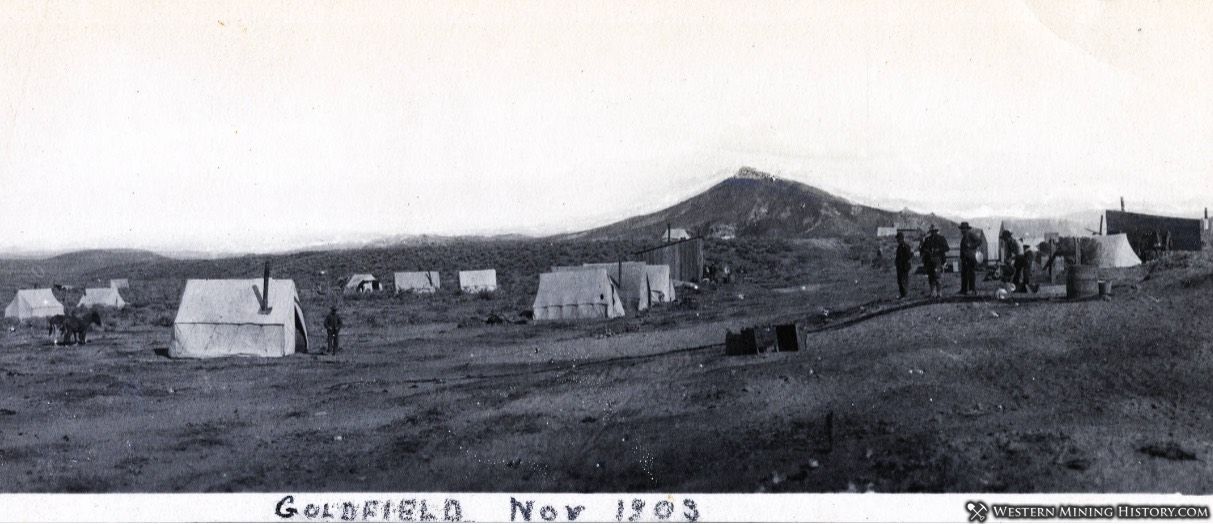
[47,315,67,346]
[59,311,102,345]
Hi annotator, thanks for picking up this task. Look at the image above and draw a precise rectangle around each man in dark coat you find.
[1015,243,1033,293]
[919,224,950,298]
[1000,230,1021,282]
[895,231,913,299]
[958,222,980,295]
[324,306,343,355]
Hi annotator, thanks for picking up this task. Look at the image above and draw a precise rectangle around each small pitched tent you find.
[394,271,440,294]
[979,228,1000,264]
[1088,234,1142,268]
[876,227,897,237]
[109,279,130,289]
[532,269,625,321]
[661,228,692,242]
[5,289,64,321]
[77,287,126,308]
[169,279,307,358]
[344,274,381,293]
[1051,235,1142,269]
[644,264,675,303]
[458,270,497,293]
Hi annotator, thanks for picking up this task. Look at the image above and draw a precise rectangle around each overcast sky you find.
[1,1,1209,252]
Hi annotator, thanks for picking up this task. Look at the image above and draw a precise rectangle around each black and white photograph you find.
[0,1,1211,519]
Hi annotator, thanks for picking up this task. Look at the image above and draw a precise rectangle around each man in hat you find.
[1015,242,1033,293]
[999,230,1021,282]
[958,222,980,295]
[894,231,913,299]
[919,224,950,298]
[323,306,343,354]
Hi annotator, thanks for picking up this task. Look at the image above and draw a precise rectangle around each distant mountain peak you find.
[733,166,778,181]
[566,167,954,240]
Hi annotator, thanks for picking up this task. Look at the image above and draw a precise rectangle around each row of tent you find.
[344,270,498,294]
[175,261,676,359]
[170,260,675,359]
[4,288,128,321]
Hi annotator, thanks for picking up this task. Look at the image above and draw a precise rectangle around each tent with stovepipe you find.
[169,279,308,358]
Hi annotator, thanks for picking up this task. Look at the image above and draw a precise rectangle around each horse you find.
[47,315,67,346]
[60,310,102,345]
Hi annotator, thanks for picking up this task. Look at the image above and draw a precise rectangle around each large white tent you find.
[561,262,652,312]
[77,287,127,308]
[394,271,440,293]
[532,269,625,321]
[4,289,64,321]
[169,279,308,359]
[458,270,497,293]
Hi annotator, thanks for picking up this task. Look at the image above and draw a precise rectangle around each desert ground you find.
[1,238,1211,493]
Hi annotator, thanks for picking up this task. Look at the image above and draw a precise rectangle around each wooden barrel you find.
[1067,265,1099,299]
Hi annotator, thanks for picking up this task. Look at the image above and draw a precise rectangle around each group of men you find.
[893,222,1034,299]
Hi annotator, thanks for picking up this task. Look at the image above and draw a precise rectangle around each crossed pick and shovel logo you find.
[966,501,989,522]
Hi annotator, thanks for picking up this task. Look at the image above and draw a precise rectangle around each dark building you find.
[1106,210,1203,254]
[635,237,704,283]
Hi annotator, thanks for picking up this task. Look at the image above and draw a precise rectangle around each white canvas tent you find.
[1088,234,1142,268]
[661,228,692,241]
[567,262,652,312]
[458,270,497,293]
[876,227,897,237]
[77,288,126,308]
[643,264,675,303]
[109,279,130,289]
[394,271,440,293]
[344,274,380,293]
[532,269,625,321]
[977,228,1000,264]
[4,289,64,321]
[169,279,308,359]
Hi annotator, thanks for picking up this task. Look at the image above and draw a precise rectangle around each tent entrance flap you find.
[294,304,309,353]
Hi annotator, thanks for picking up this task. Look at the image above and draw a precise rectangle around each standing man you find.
[895,231,913,299]
[999,230,1021,283]
[958,222,980,295]
[324,306,343,355]
[919,225,950,298]
[1015,243,1034,293]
